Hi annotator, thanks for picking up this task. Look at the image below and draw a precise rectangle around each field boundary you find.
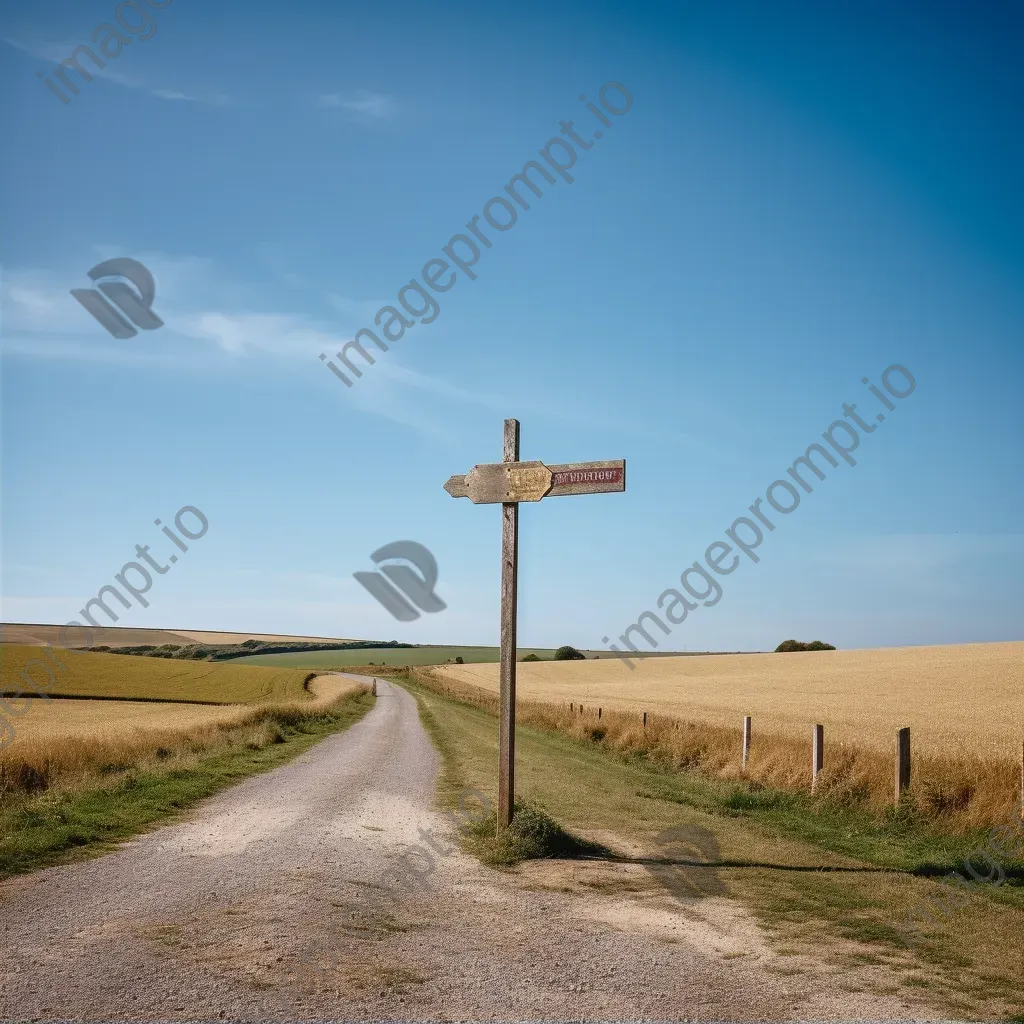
[400,668,1024,887]
[2,670,323,706]
[1,692,238,707]
[409,666,1023,834]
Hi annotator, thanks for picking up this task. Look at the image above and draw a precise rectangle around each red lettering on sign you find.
[551,467,623,487]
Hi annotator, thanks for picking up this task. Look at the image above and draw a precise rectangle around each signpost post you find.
[444,418,626,828]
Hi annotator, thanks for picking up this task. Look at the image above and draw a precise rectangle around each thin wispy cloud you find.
[2,255,719,446]
[149,86,232,104]
[0,256,505,440]
[313,89,396,121]
[8,38,384,112]
[3,38,234,105]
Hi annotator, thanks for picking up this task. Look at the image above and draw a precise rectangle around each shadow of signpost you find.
[645,823,728,904]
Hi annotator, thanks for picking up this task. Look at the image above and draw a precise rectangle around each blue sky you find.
[2,0,1022,652]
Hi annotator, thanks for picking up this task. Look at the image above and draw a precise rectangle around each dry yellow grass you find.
[433,643,1023,759]
[0,673,365,802]
[305,673,364,706]
[9,700,250,744]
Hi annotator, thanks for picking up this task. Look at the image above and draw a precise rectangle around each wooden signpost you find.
[444,419,626,828]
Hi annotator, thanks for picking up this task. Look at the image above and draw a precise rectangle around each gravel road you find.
[0,676,944,1022]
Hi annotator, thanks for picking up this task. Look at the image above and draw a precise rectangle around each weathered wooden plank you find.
[443,474,469,498]
[464,461,552,504]
[444,459,625,502]
[498,419,520,830]
[546,460,626,496]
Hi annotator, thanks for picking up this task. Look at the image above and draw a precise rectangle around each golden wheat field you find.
[0,671,366,801]
[0,645,315,704]
[5,673,358,746]
[432,643,1024,759]
[9,700,251,743]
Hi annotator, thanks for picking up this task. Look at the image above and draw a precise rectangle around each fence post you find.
[812,724,823,792]
[643,711,647,728]
[895,727,911,802]
[742,716,751,771]
[598,707,602,719]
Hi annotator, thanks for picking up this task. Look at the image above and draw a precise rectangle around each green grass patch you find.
[463,802,613,867]
[236,646,609,668]
[0,690,374,878]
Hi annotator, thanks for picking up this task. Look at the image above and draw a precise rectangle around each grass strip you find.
[404,667,1024,883]
[0,689,374,879]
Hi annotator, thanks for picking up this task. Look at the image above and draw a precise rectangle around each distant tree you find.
[521,653,541,662]
[454,656,464,664]
[775,639,836,653]
[554,645,585,661]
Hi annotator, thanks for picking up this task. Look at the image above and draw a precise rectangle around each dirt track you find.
[0,676,944,1022]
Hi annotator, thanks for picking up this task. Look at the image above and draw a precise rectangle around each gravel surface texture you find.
[0,676,947,1022]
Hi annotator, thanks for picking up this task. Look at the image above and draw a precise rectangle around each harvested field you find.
[1,624,192,648]
[7,700,250,743]
[431,643,1023,758]
[1,623,356,648]
[1,645,315,705]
